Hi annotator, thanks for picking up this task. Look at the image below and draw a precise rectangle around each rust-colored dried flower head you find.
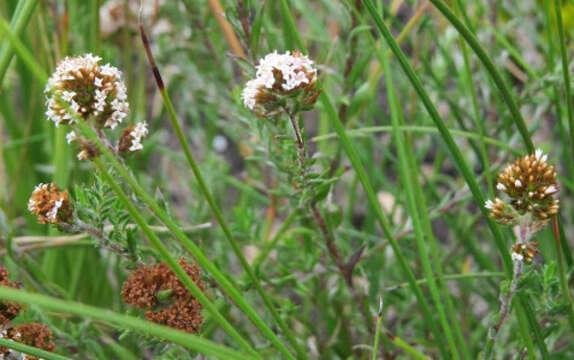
[118,122,148,153]
[242,50,320,116]
[145,296,203,334]
[511,241,539,264]
[28,183,73,224]
[0,323,55,360]
[122,258,204,333]
[0,268,24,326]
[486,149,559,230]
[45,54,128,129]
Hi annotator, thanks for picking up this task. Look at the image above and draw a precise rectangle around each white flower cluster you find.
[44,54,128,129]
[128,122,148,152]
[242,51,317,110]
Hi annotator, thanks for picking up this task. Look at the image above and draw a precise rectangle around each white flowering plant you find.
[2,0,574,359]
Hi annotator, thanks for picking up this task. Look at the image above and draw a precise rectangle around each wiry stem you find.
[59,221,143,265]
[286,109,373,331]
[485,225,527,358]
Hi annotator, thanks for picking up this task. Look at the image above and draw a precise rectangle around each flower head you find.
[511,241,539,264]
[486,150,559,231]
[242,51,320,116]
[0,268,24,326]
[122,258,204,333]
[0,323,55,360]
[45,54,128,129]
[118,122,148,153]
[495,149,559,220]
[28,183,73,224]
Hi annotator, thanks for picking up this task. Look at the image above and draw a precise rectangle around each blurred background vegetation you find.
[0,0,573,358]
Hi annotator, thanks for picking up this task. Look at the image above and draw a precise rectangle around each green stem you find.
[312,125,521,154]
[278,2,448,357]
[382,47,461,359]
[253,209,299,268]
[363,2,547,355]
[363,0,513,273]
[552,218,574,335]
[553,0,574,179]
[0,287,250,360]
[0,0,39,84]
[93,158,260,358]
[0,339,70,360]
[428,0,534,153]
[139,23,302,359]
[385,272,505,291]
[372,299,383,360]
[454,0,494,198]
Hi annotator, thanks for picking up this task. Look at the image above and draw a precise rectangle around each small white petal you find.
[511,252,524,262]
[515,180,522,188]
[485,200,494,209]
[496,183,506,191]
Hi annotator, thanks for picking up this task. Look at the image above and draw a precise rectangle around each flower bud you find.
[118,122,148,153]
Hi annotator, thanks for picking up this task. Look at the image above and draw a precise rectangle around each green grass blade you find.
[363,0,513,273]
[428,0,534,153]
[0,0,39,85]
[0,339,71,360]
[0,287,251,360]
[381,43,462,358]
[553,0,574,179]
[275,1,449,357]
[92,158,260,358]
[139,23,301,359]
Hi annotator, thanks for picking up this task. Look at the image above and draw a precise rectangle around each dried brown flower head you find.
[486,149,559,229]
[122,258,204,333]
[242,51,320,116]
[145,297,204,334]
[27,183,73,224]
[0,268,24,326]
[45,54,128,129]
[0,323,55,360]
[511,241,540,264]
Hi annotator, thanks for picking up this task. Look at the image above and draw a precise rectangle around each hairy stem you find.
[485,225,527,358]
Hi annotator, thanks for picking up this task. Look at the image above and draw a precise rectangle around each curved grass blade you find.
[0,287,251,360]
[277,1,449,357]
[138,20,301,359]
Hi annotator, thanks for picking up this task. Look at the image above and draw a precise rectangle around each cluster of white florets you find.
[242,51,318,114]
[128,122,148,152]
[44,54,128,129]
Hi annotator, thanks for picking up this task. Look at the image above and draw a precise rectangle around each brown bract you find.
[0,267,24,326]
[0,323,55,360]
[122,258,204,333]
[27,183,73,224]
